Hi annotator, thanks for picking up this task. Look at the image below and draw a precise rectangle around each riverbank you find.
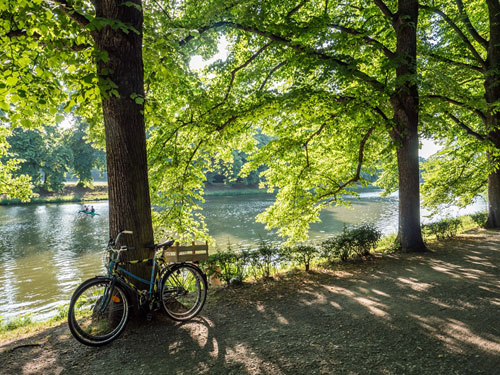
[1,182,383,205]
[0,183,108,205]
[1,228,499,375]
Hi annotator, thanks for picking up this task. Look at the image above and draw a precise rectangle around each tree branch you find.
[259,61,287,91]
[318,126,375,200]
[419,4,486,69]
[223,42,272,102]
[428,52,483,72]
[51,0,90,28]
[454,0,489,50]
[330,24,395,58]
[286,1,307,19]
[5,29,91,51]
[374,0,395,21]
[446,111,486,141]
[180,21,386,92]
[426,94,487,123]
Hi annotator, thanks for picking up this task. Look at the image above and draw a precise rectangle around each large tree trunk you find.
[93,0,154,282]
[484,0,500,228]
[486,165,500,228]
[390,0,426,252]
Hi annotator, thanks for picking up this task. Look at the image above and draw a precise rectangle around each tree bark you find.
[92,0,154,281]
[389,0,426,252]
[484,0,500,228]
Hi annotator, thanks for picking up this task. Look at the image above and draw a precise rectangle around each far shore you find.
[0,182,381,206]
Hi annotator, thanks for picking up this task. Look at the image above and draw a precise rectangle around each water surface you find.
[0,192,486,320]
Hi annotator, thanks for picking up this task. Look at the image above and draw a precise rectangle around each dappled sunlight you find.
[428,257,498,281]
[256,301,266,313]
[177,317,216,350]
[22,349,62,375]
[275,314,289,326]
[371,289,391,298]
[225,343,281,374]
[396,277,434,292]
[465,254,496,264]
[408,313,500,356]
[353,296,389,318]
[297,289,328,306]
[329,300,342,310]
[440,319,500,355]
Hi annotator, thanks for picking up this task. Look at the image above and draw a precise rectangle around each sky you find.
[420,138,441,159]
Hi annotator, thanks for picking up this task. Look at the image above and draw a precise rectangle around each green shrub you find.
[471,211,488,228]
[321,236,350,261]
[254,240,281,279]
[377,233,399,253]
[421,217,462,240]
[203,245,247,286]
[281,244,319,271]
[321,223,382,261]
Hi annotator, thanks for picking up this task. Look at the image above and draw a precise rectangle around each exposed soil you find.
[1,229,499,375]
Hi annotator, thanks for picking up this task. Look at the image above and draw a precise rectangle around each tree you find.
[67,117,106,187]
[6,125,73,192]
[419,0,500,228]
[0,126,33,200]
[2,0,153,281]
[158,0,426,251]
[5,127,45,187]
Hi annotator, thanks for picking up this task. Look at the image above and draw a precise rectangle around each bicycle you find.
[67,230,208,346]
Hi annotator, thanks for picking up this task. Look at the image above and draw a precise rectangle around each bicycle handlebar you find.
[113,230,133,246]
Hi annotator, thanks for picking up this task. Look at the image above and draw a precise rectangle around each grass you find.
[0,305,68,341]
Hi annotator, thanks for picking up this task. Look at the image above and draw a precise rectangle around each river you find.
[0,192,486,321]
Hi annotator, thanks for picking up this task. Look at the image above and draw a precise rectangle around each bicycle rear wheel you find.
[161,263,207,321]
[68,277,129,346]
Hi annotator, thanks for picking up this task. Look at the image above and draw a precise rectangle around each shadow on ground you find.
[1,230,499,375]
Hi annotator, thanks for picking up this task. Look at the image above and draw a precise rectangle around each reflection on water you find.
[0,203,108,321]
[0,192,486,320]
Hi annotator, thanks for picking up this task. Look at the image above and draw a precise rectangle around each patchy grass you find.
[0,306,68,341]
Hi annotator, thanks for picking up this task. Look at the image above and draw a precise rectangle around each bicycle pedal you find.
[146,312,153,321]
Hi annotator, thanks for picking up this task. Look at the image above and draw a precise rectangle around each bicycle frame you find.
[106,250,170,310]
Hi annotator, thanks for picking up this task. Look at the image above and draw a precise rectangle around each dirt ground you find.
[1,229,499,375]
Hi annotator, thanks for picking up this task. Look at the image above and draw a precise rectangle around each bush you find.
[203,244,247,286]
[471,211,488,228]
[282,244,319,271]
[421,217,462,240]
[321,223,382,261]
[321,236,350,261]
[254,240,281,279]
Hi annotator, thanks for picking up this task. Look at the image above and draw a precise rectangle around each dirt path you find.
[1,229,499,375]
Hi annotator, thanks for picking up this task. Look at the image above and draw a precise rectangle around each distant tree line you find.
[3,118,105,193]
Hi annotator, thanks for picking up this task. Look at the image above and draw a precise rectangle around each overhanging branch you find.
[317,126,376,200]
[330,24,395,59]
[180,21,386,92]
[446,111,486,141]
[51,0,90,28]
[428,52,483,73]
[427,94,487,123]
[374,0,395,22]
[420,4,486,69]
[454,0,489,50]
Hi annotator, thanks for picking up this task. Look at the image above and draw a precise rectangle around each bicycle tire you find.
[161,263,207,321]
[68,277,129,346]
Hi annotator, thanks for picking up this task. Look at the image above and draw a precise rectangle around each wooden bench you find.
[162,241,209,263]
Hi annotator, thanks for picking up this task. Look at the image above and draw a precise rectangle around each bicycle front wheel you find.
[68,277,129,346]
[161,263,207,321]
